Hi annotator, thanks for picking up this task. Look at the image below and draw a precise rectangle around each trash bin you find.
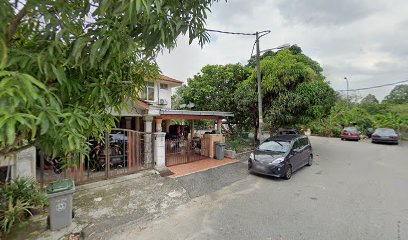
[46,179,75,231]
[215,142,226,160]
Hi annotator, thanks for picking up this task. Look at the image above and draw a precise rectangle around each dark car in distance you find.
[371,128,400,145]
[340,127,360,141]
[248,135,313,180]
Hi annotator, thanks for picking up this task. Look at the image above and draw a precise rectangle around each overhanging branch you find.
[8,1,29,42]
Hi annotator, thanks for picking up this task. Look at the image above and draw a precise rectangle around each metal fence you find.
[165,137,208,166]
[38,129,153,186]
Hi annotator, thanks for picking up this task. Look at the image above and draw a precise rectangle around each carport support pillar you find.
[154,132,170,175]
[155,118,163,132]
[165,120,171,132]
[143,116,153,168]
[217,119,222,134]
[135,117,140,131]
[191,120,195,139]
[125,117,132,129]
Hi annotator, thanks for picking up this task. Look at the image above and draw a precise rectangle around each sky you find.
[157,0,408,101]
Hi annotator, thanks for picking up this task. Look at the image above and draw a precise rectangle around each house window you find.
[141,82,155,101]
[160,83,168,90]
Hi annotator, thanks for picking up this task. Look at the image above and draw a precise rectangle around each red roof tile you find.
[159,75,183,85]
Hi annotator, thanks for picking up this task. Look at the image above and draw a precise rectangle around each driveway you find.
[109,136,408,240]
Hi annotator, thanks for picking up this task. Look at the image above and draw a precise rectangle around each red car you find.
[340,127,360,141]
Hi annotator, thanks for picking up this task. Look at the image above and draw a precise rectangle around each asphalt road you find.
[112,137,408,240]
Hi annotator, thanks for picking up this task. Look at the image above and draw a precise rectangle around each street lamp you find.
[344,77,349,109]
[254,33,290,143]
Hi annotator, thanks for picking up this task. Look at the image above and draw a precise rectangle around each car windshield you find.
[375,128,396,135]
[258,140,291,153]
[344,128,358,133]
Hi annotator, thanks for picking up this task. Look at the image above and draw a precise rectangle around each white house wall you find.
[157,84,172,109]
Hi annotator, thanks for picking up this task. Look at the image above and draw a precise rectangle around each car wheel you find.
[307,155,313,166]
[341,138,344,141]
[284,165,292,180]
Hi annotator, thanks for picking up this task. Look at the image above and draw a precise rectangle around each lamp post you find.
[344,77,349,109]
[255,34,290,143]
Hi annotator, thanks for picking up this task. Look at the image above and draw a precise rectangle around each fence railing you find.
[38,129,153,186]
[165,137,207,167]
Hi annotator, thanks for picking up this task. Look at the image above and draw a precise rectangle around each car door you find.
[300,138,310,166]
[289,139,302,171]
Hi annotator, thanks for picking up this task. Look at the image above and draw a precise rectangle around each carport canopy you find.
[158,110,234,120]
[156,110,234,134]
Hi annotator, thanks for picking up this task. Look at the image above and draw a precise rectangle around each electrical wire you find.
[337,79,408,91]
[205,28,270,36]
[204,28,272,60]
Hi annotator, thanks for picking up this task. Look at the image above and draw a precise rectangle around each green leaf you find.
[23,73,47,90]
[6,119,16,145]
[39,112,50,135]
[51,65,67,84]
[0,39,7,70]
[90,39,103,67]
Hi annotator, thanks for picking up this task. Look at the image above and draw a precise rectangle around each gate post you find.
[153,132,167,172]
[143,116,153,168]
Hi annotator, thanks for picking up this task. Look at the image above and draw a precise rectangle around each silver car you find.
[371,128,400,145]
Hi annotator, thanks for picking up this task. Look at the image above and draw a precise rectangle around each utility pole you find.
[256,32,264,143]
[344,77,349,109]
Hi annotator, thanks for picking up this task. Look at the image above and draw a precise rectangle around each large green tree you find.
[174,64,251,134]
[236,47,335,139]
[383,84,408,104]
[360,94,382,115]
[0,0,220,158]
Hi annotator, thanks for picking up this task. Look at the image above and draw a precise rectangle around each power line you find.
[337,79,408,91]
[204,28,272,62]
[205,28,270,36]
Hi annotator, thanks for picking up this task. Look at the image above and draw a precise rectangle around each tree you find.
[266,79,336,128]
[361,94,379,104]
[236,47,335,139]
[383,85,408,104]
[0,0,220,158]
[174,64,251,134]
[360,94,383,115]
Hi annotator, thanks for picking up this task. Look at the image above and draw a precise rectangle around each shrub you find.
[0,177,47,234]
[226,136,247,152]
[0,199,31,233]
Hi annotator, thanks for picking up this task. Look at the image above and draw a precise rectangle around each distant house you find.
[37,75,233,185]
[110,74,233,167]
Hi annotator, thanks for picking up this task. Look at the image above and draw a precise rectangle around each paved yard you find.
[110,136,408,240]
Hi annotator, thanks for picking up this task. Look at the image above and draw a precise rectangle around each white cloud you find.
[157,0,408,101]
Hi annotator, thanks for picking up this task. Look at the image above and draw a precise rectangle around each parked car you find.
[278,128,297,135]
[371,128,400,145]
[110,132,128,143]
[248,135,313,180]
[340,127,360,141]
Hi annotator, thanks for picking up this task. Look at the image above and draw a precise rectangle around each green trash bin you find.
[46,179,75,231]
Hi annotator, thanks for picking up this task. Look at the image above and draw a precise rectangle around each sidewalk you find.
[8,159,249,240]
